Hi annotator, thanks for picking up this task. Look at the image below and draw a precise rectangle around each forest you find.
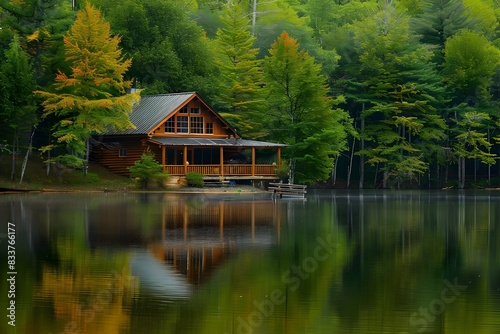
[0,0,499,188]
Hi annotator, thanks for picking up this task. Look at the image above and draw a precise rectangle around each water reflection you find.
[0,191,499,334]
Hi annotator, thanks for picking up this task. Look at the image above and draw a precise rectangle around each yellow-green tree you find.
[37,3,140,170]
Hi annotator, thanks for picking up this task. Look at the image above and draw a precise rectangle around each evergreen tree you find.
[90,0,216,97]
[0,35,37,181]
[451,111,496,188]
[36,3,140,170]
[214,1,265,138]
[411,0,477,65]
[263,32,349,184]
[0,0,74,85]
[350,1,447,187]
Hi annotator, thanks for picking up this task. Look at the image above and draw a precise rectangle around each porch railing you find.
[163,164,277,176]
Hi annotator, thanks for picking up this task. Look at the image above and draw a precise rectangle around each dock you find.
[268,182,307,198]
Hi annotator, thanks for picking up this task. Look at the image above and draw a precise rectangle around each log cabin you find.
[93,92,285,181]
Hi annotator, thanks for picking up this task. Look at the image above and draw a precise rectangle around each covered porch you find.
[149,138,285,179]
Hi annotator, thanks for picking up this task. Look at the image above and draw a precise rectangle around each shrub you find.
[275,160,289,182]
[128,151,169,189]
[186,172,204,187]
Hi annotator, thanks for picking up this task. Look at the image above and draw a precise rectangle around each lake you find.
[1,190,499,334]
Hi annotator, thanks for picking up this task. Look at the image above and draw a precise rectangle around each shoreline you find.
[0,184,268,195]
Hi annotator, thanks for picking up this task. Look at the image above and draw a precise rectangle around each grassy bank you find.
[0,154,134,192]
[0,155,265,193]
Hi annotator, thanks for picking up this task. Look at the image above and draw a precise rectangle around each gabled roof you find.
[104,92,235,136]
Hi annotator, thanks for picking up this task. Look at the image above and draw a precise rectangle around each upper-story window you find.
[177,116,188,133]
[165,118,175,133]
[179,106,188,114]
[206,122,213,134]
[190,117,204,134]
[191,108,200,114]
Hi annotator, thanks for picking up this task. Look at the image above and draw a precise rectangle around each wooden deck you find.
[268,182,307,198]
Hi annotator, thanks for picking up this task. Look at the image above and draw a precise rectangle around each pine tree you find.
[411,0,477,65]
[263,32,349,184]
[0,0,74,85]
[0,35,37,181]
[350,1,447,188]
[214,1,266,138]
[36,3,140,170]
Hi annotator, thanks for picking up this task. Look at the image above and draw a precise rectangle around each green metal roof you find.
[106,92,196,135]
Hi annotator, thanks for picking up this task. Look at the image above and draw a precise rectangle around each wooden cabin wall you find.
[92,136,152,176]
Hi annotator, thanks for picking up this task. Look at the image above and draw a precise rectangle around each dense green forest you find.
[0,0,499,188]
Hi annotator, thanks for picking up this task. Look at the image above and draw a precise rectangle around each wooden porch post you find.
[277,147,282,167]
[251,147,256,176]
[161,146,166,172]
[220,147,224,176]
[183,145,188,175]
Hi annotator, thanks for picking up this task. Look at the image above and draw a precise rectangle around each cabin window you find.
[165,118,175,133]
[191,107,200,114]
[179,106,188,114]
[206,122,213,134]
[177,116,188,133]
[119,148,126,157]
[190,116,204,134]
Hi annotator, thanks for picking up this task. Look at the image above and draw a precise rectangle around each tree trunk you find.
[458,157,466,189]
[488,128,491,185]
[332,155,339,187]
[251,0,257,36]
[359,116,365,189]
[428,168,431,189]
[288,159,295,184]
[462,157,466,189]
[84,139,90,176]
[46,149,51,176]
[347,135,356,188]
[10,137,17,182]
[19,127,36,184]
[473,158,477,184]
[436,163,440,189]
[383,169,388,189]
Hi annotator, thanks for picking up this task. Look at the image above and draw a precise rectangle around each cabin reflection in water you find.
[144,194,281,286]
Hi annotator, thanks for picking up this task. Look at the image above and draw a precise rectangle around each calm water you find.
[0,190,499,334]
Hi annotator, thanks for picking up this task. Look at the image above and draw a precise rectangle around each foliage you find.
[263,32,349,184]
[0,35,37,180]
[89,0,217,97]
[128,151,169,189]
[36,3,140,168]
[0,35,37,143]
[2,0,500,188]
[443,30,500,104]
[0,0,74,85]
[214,1,266,138]
[186,172,205,188]
[346,1,448,186]
[274,160,289,182]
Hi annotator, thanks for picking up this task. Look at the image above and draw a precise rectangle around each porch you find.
[149,137,286,179]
